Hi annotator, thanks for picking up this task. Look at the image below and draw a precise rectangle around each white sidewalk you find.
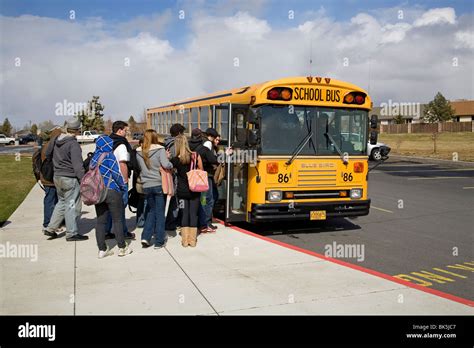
[1,184,473,315]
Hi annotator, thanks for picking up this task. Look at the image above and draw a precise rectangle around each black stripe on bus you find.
[153,92,233,109]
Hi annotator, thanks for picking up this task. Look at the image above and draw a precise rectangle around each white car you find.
[76,131,101,143]
[368,141,391,161]
[0,134,16,145]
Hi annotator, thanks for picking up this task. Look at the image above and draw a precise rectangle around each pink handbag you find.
[160,167,174,196]
[187,152,209,192]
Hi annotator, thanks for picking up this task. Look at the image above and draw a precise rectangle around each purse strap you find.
[190,152,198,171]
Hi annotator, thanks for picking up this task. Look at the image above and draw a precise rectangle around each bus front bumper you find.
[250,200,371,222]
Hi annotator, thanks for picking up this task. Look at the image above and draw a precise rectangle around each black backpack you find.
[32,149,42,181]
[41,139,56,182]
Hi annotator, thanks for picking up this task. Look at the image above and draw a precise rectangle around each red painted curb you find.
[216,219,474,307]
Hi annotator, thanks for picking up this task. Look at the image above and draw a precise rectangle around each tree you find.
[423,92,455,123]
[394,114,404,124]
[77,96,105,132]
[30,123,38,135]
[1,118,12,136]
[128,115,137,133]
[38,120,56,133]
[104,117,113,134]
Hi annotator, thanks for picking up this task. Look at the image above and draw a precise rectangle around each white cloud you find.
[0,7,473,128]
[223,11,270,38]
[455,30,474,49]
[413,7,456,27]
[380,23,411,44]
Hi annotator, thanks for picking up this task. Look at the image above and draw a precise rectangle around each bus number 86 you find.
[278,174,290,183]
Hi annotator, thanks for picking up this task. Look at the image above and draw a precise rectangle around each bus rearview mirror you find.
[369,130,378,145]
[370,115,378,129]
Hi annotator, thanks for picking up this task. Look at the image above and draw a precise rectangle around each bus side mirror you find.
[369,130,378,145]
[370,115,378,129]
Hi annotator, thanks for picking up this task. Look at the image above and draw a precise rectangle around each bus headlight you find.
[268,190,282,202]
[350,189,362,199]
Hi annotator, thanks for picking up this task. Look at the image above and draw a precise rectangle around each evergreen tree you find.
[30,123,38,135]
[1,118,12,136]
[77,96,105,132]
[423,92,455,123]
[128,115,137,132]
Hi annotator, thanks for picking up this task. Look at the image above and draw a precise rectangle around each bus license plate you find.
[310,210,326,220]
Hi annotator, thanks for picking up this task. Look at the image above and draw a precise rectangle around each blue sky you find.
[0,0,473,127]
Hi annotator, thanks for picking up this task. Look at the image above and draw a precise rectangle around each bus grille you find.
[297,169,337,187]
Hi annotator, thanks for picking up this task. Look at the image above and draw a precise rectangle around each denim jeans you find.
[143,185,166,247]
[198,176,215,228]
[43,186,58,228]
[106,185,129,234]
[47,176,81,237]
[136,195,148,228]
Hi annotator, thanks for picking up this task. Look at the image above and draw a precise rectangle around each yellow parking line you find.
[463,187,474,189]
[407,176,472,180]
[371,206,393,213]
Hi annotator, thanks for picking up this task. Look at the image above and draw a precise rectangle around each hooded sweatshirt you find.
[136,144,173,189]
[90,135,126,193]
[45,133,85,180]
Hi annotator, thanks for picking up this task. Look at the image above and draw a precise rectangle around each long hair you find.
[142,129,159,169]
[174,134,191,165]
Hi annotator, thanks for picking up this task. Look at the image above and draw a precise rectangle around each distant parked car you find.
[0,134,16,145]
[368,141,391,161]
[76,131,101,143]
[133,132,144,140]
[18,134,37,144]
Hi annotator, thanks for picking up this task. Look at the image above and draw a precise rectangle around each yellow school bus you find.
[147,76,375,224]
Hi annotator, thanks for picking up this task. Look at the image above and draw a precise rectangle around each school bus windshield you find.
[259,105,368,156]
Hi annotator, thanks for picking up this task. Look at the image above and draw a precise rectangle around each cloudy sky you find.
[0,0,473,128]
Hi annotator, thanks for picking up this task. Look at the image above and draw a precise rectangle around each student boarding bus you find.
[147,76,379,224]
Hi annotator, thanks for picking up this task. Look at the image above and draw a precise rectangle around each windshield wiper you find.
[286,131,313,166]
[324,132,348,164]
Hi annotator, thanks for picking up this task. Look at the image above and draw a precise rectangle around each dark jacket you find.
[170,156,200,200]
[189,137,218,176]
[39,129,62,186]
[45,133,84,180]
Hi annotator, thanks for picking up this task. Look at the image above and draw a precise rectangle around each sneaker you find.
[202,226,216,233]
[118,246,133,257]
[98,248,114,259]
[125,232,136,240]
[209,224,218,230]
[141,239,151,248]
[105,232,115,240]
[66,234,89,241]
[43,228,58,239]
[154,244,165,250]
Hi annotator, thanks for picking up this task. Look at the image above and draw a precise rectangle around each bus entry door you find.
[224,103,249,224]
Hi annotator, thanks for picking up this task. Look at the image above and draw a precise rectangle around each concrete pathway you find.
[1,146,473,315]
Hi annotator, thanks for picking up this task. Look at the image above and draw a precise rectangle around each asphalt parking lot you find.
[0,144,35,154]
[237,157,474,302]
